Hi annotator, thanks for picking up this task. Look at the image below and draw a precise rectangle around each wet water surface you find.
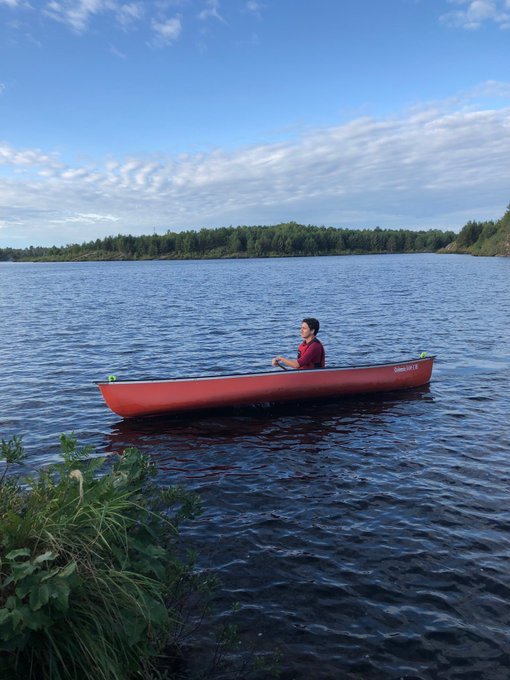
[1,254,509,678]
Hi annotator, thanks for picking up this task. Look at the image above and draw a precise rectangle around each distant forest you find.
[446,205,510,257]
[0,222,456,262]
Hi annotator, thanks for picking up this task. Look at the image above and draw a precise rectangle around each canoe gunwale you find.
[96,356,436,386]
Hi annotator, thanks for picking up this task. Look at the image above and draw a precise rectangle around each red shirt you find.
[297,338,325,369]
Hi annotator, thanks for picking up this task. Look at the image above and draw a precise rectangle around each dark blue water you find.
[1,254,510,678]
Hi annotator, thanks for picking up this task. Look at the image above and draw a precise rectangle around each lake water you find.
[1,254,510,678]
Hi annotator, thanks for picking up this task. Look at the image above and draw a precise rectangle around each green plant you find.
[0,434,202,680]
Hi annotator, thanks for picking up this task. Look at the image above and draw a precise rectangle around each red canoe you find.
[97,356,435,418]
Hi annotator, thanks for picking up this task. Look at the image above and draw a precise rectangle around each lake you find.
[1,254,510,678]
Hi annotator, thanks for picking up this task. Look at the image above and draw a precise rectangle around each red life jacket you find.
[297,337,325,369]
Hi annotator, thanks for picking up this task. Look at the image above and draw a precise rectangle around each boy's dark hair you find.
[303,317,320,335]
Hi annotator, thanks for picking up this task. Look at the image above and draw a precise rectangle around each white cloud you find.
[441,0,510,29]
[1,0,260,47]
[48,211,119,224]
[197,0,225,23]
[245,1,263,15]
[110,44,127,58]
[150,14,182,45]
[41,0,145,33]
[43,0,114,33]
[116,1,144,28]
[462,79,510,97]
[0,142,60,168]
[1,83,510,246]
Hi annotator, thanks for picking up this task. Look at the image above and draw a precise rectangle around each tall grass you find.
[0,434,201,679]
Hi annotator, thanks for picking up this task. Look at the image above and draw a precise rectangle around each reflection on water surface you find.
[1,255,509,678]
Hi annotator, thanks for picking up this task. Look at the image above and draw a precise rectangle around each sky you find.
[0,0,509,248]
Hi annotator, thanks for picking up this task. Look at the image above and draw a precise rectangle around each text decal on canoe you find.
[394,364,419,373]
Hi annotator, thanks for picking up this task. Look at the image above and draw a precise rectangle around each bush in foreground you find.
[0,434,201,679]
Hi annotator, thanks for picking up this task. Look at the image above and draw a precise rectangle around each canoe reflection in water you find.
[102,384,433,481]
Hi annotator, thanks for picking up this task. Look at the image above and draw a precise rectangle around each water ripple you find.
[1,255,510,678]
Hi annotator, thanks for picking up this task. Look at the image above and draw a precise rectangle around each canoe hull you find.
[97,357,435,418]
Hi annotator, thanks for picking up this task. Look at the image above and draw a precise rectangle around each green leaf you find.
[0,435,24,464]
[15,573,40,599]
[5,548,31,561]
[47,580,71,613]
[0,613,15,642]
[8,608,24,636]
[60,432,78,458]
[0,608,24,640]
[122,616,146,646]
[58,561,77,578]
[3,562,36,587]
[0,630,29,652]
[19,607,52,631]
[4,596,17,610]
[34,551,56,564]
[30,583,50,611]
[40,567,61,582]
[146,600,168,627]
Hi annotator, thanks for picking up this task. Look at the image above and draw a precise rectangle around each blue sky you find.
[1,0,509,247]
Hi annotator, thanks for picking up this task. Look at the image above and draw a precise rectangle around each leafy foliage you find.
[0,222,456,262]
[0,434,202,679]
[456,220,486,249]
[446,205,510,256]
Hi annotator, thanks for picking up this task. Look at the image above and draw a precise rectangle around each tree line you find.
[447,205,510,256]
[0,222,456,262]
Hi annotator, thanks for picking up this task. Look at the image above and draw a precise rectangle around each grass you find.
[0,434,201,679]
